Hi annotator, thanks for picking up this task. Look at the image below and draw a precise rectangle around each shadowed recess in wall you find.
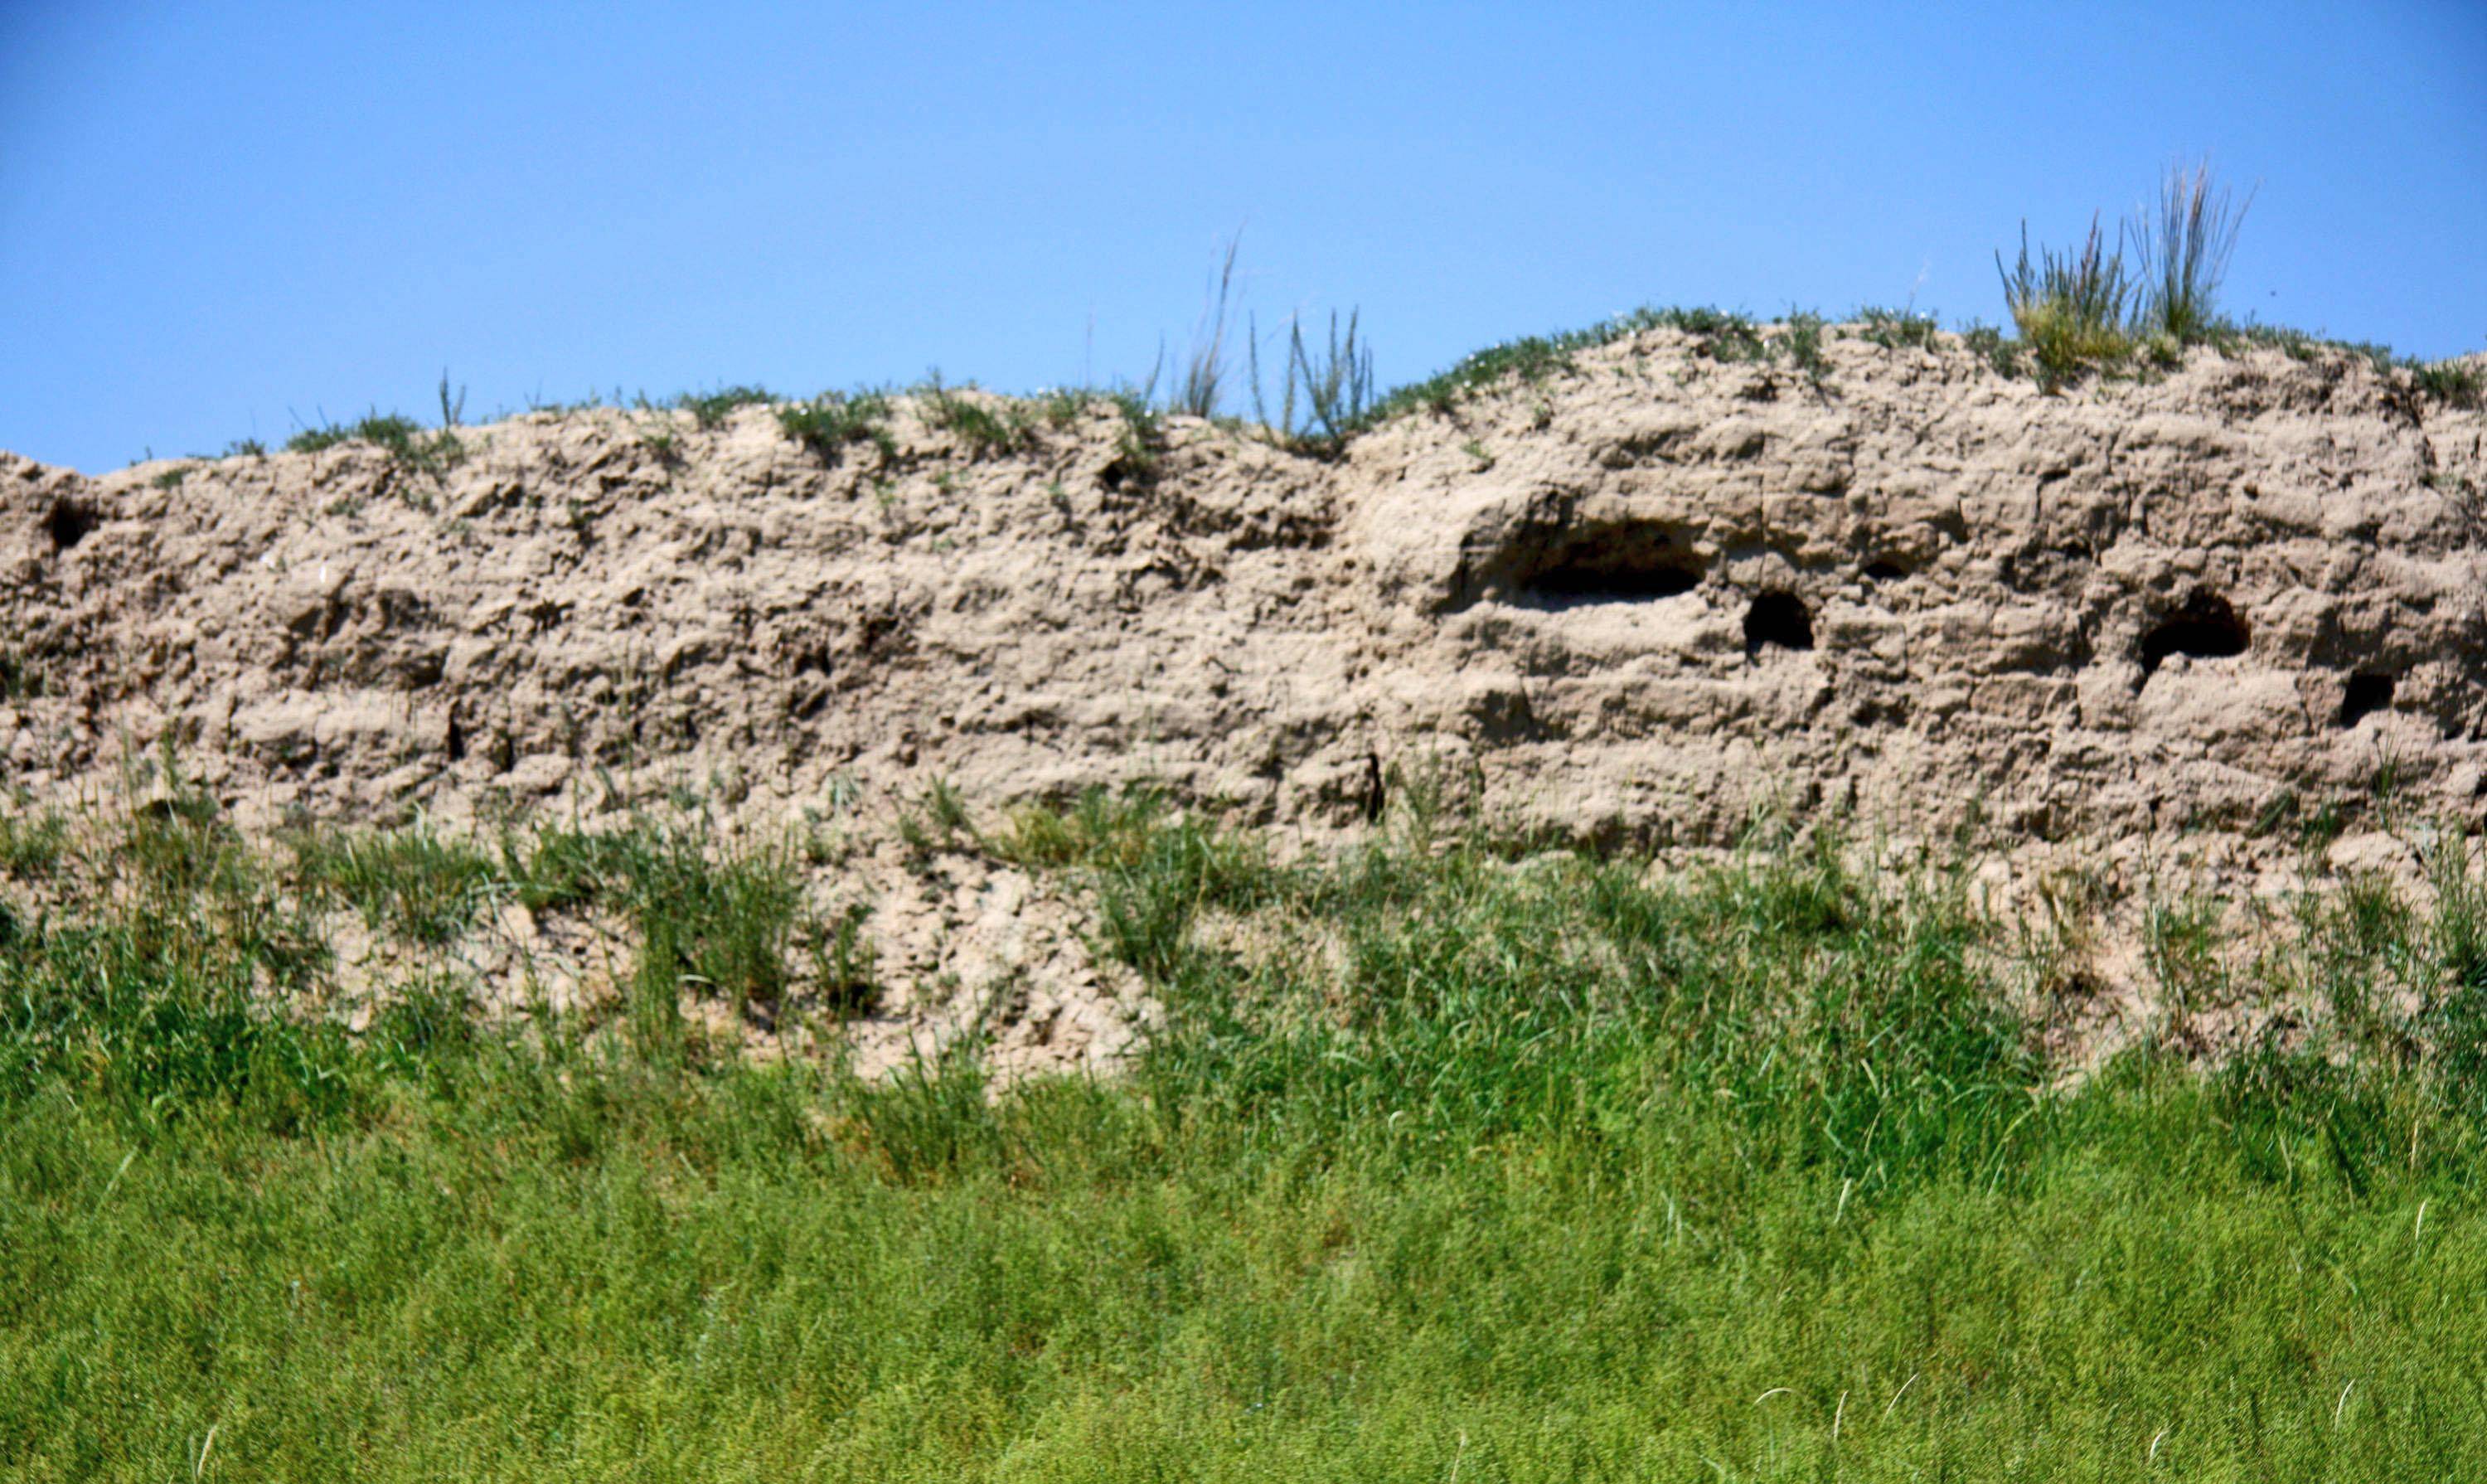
[43,499,95,551]
[1503,519,1704,606]
[1743,592,1815,656]
[2340,672,2396,728]
[2139,591,2248,681]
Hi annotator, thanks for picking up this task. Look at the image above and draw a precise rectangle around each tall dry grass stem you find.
[2131,158,2255,343]
[1175,235,1243,418]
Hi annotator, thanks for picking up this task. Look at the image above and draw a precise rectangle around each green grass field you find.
[6,790,2487,1480]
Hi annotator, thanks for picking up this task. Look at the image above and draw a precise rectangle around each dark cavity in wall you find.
[1861,560,1910,582]
[2138,591,2248,680]
[1743,592,1815,657]
[1505,520,1704,606]
[44,499,96,551]
[2339,672,2396,729]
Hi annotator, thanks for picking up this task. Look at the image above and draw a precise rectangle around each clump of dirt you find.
[5,327,2483,1068]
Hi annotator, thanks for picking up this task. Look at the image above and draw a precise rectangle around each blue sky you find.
[4,1,2482,472]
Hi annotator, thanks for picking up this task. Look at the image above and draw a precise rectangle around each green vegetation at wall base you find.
[7,799,2487,1479]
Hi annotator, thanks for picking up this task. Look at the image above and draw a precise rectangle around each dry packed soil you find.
[7,325,2485,1069]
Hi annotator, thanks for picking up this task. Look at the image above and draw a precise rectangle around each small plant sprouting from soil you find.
[0,652,48,702]
[1359,304,1799,428]
[1777,310,1829,382]
[1960,320,2024,376]
[117,771,259,902]
[1106,389,1161,478]
[288,821,498,946]
[924,777,973,838]
[0,804,69,879]
[922,378,1035,457]
[1859,304,1941,351]
[1998,213,2137,387]
[987,787,1170,871]
[628,829,809,1033]
[436,371,468,429]
[2214,325,2482,407]
[1650,306,1767,364]
[1036,386,1094,429]
[1251,308,1375,456]
[499,815,860,1030]
[2131,158,2254,346]
[809,900,880,1016]
[1379,327,1578,421]
[1991,161,2251,385]
[1174,234,1243,419]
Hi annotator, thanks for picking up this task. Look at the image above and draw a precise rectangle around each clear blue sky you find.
[4,1,2482,472]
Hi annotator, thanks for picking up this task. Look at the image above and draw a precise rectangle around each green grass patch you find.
[922,380,1037,457]
[1779,309,1829,383]
[1960,320,2023,377]
[987,787,1176,871]
[1858,305,1940,352]
[0,651,47,702]
[286,410,466,477]
[1360,304,1780,426]
[288,405,468,474]
[2412,357,2484,410]
[1034,386,1099,429]
[778,390,896,461]
[2220,326,2485,409]
[2223,323,2402,371]
[676,384,778,430]
[288,822,498,945]
[7,804,2487,1477]
[1998,215,2136,387]
[0,804,68,878]
[1106,390,1162,477]
[498,817,849,1031]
